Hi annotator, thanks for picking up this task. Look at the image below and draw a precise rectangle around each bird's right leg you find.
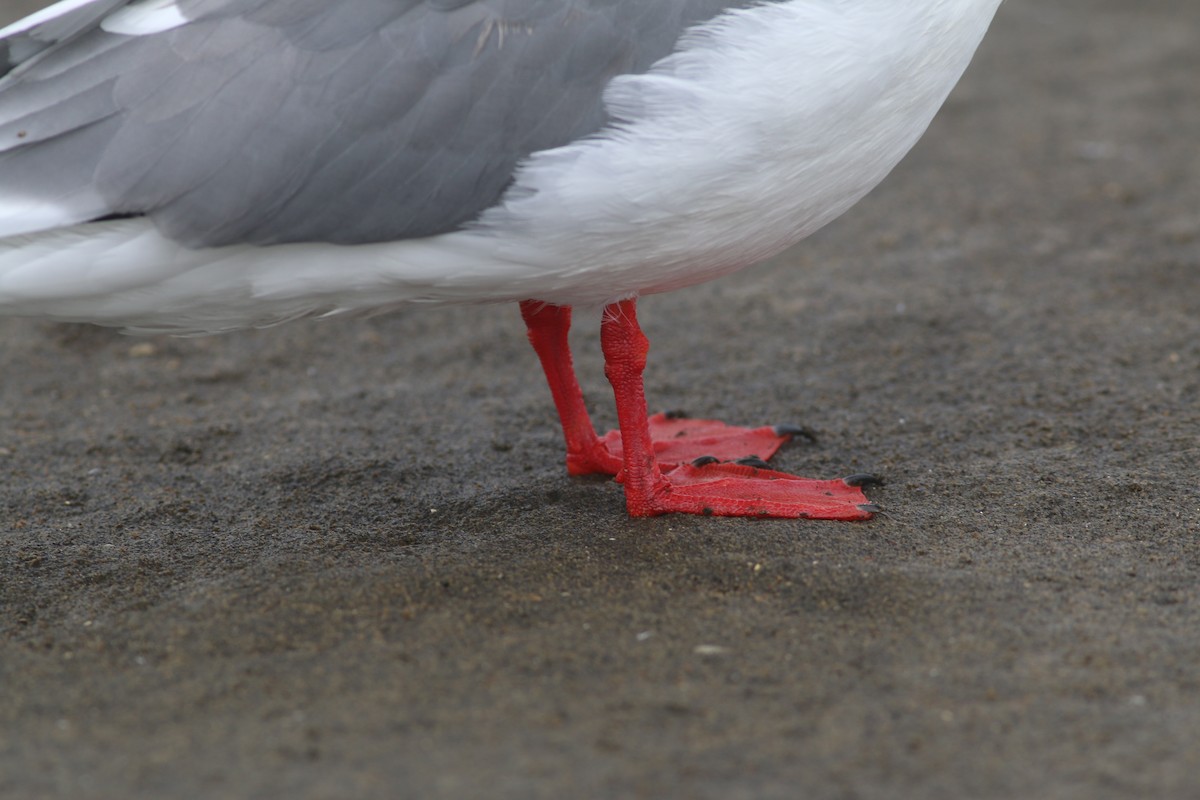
[598,298,876,519]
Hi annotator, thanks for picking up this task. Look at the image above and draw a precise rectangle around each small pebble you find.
[694,644,731,656]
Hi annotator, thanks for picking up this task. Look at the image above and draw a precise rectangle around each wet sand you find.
[2,1,1199,797]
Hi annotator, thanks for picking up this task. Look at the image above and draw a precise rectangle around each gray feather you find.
[1,0,752,246]
[0,0,128,75]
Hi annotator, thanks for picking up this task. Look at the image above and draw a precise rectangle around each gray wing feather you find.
[0,0,129,74]
[1,0,750,247]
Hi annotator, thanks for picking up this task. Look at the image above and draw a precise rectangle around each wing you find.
[0,0,750,247]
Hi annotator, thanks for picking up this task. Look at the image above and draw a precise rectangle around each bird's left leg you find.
[521,300,624,475]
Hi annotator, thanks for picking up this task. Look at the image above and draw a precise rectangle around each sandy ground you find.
[2,1,1199,797]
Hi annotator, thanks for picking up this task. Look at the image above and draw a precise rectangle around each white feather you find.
[0,196,99,238]
[100,0,188,36]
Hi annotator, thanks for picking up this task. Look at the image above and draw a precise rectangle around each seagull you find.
[0,0,1002,519]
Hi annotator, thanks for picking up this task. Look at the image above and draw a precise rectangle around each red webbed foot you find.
[630,460,878,519]
[587,412,810,477]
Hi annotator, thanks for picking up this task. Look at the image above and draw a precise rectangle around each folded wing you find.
[0,0,748,247]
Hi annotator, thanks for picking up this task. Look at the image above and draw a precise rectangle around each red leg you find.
[520,300,623,475]
[521,300,804,477]
[600,298,875,519]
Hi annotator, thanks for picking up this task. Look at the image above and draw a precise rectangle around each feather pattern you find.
[0,0,750,245]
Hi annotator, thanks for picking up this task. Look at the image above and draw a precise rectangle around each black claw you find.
[843,473,885,488]
[774,423,818,443]
[857,503,882,514]
[691,455,721,467]
[664,409,689,420]
[735,456,773,470]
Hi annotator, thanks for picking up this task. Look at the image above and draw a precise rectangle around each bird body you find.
[1,0,999,330]
[0,0,1003,518]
